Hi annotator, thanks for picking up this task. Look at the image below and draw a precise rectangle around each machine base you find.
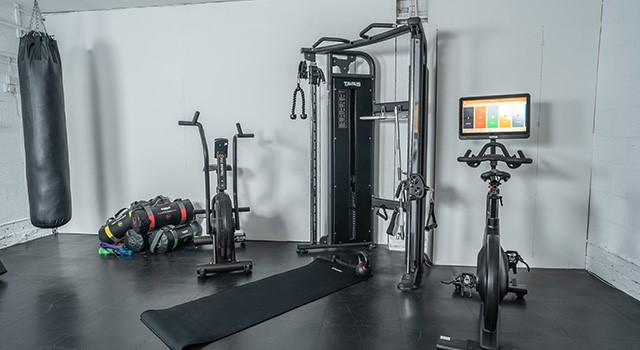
[296,241,375,254]
[508,280,528,299]
[196,260,252,278]
[397,264,423,290]
[436,336,514,350]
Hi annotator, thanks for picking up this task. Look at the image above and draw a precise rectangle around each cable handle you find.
[290,61,308,120]
[290,84,306,120]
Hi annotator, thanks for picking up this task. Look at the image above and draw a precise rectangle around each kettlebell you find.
[355,251,372,279]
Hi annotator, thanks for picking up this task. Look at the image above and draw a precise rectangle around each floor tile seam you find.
[501,330,569,336]
[308,319,325,350]
[546,319,640,341]
[529,299,577,338]
[533,299,610,306]
[570,335,640,341]
[600,295,640,311]
[398,320,477,332]
[399,326,422,349]
[596,301,640,331]
[324,319,403,331]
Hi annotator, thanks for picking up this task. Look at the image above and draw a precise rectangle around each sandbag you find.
[124,221,201,253]
[131,199,195,234]
[18,31,71,228]
[98,195,171,243]
[150,221,202,254]
[123,229,149,253]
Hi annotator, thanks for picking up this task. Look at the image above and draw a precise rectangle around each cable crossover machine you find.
[291,17,437,290]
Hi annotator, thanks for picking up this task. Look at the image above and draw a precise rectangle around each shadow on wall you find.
[87,43,122,220]
[235,129,305,239]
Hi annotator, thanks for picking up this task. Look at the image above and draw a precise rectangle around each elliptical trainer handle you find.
[178,111,201,126]
[236,123,255,138]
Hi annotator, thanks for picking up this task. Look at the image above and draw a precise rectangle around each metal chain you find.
[28,0,47,34]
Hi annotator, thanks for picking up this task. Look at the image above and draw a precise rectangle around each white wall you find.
[44,0,616,270]
[0,3,49,248]
[587,0,640,300]
[430,0,602,268]
[46,0,404,242]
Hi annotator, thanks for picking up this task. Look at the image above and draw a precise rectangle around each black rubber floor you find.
[0,234,639,350]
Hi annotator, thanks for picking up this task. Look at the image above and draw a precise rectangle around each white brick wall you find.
[587,0,640,300]
[586,243,640,301]
[0,3,49,248]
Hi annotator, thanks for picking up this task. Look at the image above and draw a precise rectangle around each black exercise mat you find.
[141,258,368,349]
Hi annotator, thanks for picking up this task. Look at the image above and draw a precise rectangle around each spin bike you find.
[178,111,254,277]
[438,138,532,350]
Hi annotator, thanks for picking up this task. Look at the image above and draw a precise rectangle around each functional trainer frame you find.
[294,17,433,290]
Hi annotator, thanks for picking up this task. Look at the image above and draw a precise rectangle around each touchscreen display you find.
[459,93,530,139]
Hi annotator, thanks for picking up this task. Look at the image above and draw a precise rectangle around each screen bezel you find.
[458,93,531,140]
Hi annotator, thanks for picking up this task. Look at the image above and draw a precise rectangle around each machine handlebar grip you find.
[359,23,396,39]
[236,123,255,138]
[311,37,351,49]
[178,111,201,126]
[458,152,532,169]
[457,150,482,168]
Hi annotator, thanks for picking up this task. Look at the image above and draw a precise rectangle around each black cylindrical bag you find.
[123,229,149,253]
[18,32,71,228]
[131,199,195,234]
[98,209,133,244]
[98,195,171,243]
[149,221,202,254]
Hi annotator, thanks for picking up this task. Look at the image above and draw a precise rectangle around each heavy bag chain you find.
[27,0,48,35]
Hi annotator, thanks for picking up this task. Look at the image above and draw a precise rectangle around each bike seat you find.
[481,170,511,183]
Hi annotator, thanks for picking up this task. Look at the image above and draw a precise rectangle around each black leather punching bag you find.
[18,28,72,228]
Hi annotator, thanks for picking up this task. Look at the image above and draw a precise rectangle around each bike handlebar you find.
[236,123,254,138]
[178,111,200,126]
[457,142,532,169]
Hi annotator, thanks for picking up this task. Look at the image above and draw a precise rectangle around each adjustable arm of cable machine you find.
[301,22,415,55]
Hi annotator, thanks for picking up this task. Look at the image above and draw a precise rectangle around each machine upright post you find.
[398,19,429,290]
[309,62,319,245]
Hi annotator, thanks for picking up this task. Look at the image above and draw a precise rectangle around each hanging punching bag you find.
[18,1,72,228]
